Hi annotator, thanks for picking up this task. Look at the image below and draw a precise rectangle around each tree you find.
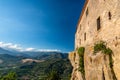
[0,72,17,80]
[44,71,61,80]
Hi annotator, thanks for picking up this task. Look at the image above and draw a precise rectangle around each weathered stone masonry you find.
[69,0,120,80]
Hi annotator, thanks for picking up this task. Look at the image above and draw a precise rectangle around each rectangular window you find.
[80,25,81,30]
[108,12,111,20]
[97,17,101,30]
[79,39,81,45]
[84,33,86,41]
[86,8,88,16]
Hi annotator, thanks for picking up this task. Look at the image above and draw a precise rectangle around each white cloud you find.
[0,41,23,51]
[25,48,35,51]
[37,49,61,52]
[0,41,61,52]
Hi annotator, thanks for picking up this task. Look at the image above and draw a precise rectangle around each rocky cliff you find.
[69,42,119,80]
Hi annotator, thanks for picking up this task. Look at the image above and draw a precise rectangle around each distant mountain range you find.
[0,47,68,68]
[0,47,17,55]
[0,47,68,66]
[0,47,67,58]
[0,47,29,57]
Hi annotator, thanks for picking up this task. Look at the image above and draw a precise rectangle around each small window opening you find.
[108,12,111,20]
[86,8,88,16]
[84,33,86,41]
[90,58,92,63]
[97,17,101,30]
[80,24,81,30]
[79,39,81,45]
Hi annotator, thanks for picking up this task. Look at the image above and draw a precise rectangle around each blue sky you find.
[0,0,85,52]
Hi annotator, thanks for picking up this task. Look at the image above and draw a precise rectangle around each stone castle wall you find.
[76,0,120,48]
[70,0,120,80]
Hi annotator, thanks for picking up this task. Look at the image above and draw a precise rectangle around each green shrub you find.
[78,47,85,56]
[94,41,112,55]
[94,41,106,54]
[77,47,85,74]
[79,57,84,73]
[104,48,113,55]
[109,54,113,68]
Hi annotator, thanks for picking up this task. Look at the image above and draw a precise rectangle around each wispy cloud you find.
[25,48,36,51]
[0,41,61,52]
[37,49,61,52]
[0,42,22,51]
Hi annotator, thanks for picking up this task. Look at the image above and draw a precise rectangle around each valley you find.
[0,48,72,80]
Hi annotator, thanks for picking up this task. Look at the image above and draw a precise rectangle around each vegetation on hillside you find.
[43,71,61,80]
[0,72,17,80]
[0,53,72,80]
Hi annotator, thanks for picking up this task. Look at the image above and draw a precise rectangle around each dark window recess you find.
[86,8,88,16]
[79,24,81,30]
[90,58,92,63]
[108,12,111,20]
[84,33,86,41]
[97,17,101,30]
[79,39,81,45]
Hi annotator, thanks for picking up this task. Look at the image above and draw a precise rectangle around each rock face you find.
[69,0,120,80]
[69,51,84,80]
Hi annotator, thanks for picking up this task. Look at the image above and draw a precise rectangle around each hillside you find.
[0,47,72,80]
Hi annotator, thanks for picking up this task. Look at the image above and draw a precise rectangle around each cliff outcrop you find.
[69,43,119,80]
